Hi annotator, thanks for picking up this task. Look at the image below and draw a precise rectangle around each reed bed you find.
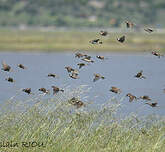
[0,85,164,152]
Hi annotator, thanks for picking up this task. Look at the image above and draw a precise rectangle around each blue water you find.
[0,52,165,116]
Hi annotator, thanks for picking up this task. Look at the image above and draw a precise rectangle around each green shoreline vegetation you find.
[0,29,165,52]
[0,86,164,152]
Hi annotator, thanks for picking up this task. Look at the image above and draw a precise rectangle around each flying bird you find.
[144,28,154,33]
[39,88,50,94]
[82,58,94,63]
[134,70,146,79]
[110,86,121,94]
[2,61,11,72]
[75,52,85,58]
[5,77,15,83]
[125,21,134,28]
[48,73,57,78]
[52,86,64,95]
[152,51,164,58]
[145,102,158,107]
[68,97,85,108]
[22,88,32,95]
[77,63,86,69]
[93,73,105,82]
[69,73,79,79]
[126,93,137,102]
[117,35,125,43]
[96,55,105,60]
[140,95,151,101]
[99,30,108,36]
[17,64,26,69]
[89,39,102,44]
[65,66,75,73]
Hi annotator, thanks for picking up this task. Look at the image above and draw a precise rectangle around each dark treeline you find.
[0,0,165,27]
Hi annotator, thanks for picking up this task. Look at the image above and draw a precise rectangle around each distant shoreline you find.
[0,29,165,52]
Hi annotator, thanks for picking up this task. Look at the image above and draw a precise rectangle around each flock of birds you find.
[1,21,165,108]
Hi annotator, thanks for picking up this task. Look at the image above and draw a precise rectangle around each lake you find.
[0,52,165,116]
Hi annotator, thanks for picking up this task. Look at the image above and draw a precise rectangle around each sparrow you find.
[2,61,11,72]
[68,97,85,108]
[52,86,64,94]
[69,73,79,79]
[110,86,121,94]
[65,66,75,73]
[126,93,137,102]
[75,52,84,58]
[99,30,108,36]
[144,28,154,33]
[48,73,57,78]
[93,74,105,82]
[5,77,15,83]
[77,63,86,69]
[125,21,134,28]
[117,35,125,43]
[17,64,26,69]
[22,88,32,94]
[38,88,50,94]
[145,102,158,107]
[140,95,151,101]
[134,70,146,79]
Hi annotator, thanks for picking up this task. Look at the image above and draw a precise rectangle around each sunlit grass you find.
[0,85,164,152]
[0,29,165,52]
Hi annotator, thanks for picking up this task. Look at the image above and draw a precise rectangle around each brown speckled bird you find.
[77,63,86,69]
[22,88,32,94]
[125,21,134,28]
[5,77,15,83]
[52,86,64,95]
[69,70,79,79]
[140,95,151,101]
[93,74,105,82]
[75,52,84,58]
[145,102,158,107]
[117,35,125,43]
[134,70,146,79]
[2,61,11,72]
[99,30,108,36]
[39,88,50,94]
[65,66,75,73]
[126,93,137,102]
[18,64,26,69]
[110,86,121,94]
[68,97,85,108]
[144,28,154,33]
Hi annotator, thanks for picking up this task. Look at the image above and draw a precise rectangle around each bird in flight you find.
[134,70,146,79]
[2,61,11,72]
[126,93,137,102]
[117,35,125,43]
[110,86,121,94]
[93,73,105,82]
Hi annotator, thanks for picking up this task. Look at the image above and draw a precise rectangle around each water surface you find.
[0,52,165,116]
